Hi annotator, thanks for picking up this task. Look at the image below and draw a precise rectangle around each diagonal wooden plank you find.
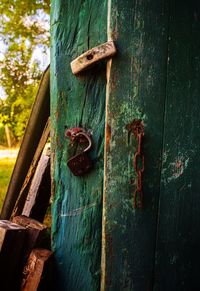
[1,66,50,220]
[12,118,50,218]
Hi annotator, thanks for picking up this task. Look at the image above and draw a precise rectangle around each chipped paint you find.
[162,154,190,184]
[51,0,107,290]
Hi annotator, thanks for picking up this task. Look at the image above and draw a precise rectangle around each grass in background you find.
[0,158,16,211]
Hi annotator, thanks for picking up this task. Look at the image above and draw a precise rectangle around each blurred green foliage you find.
[0,157,16,210]
[0,0,50,143]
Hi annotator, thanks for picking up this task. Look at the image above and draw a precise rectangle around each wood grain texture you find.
[51,1,107,290]
[12,118,50,218]
[13,215,48,261]
[154,1,200,290]
[21,248,53,291]
[22,148,51,222]
[102,1,170,290]
[71,41,117,75]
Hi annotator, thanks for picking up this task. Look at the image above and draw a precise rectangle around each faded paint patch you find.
[171,156,189,180]
[169,253,179,265]
[162,154,190,184]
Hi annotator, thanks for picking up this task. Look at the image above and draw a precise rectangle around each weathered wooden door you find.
[51,0,200,290]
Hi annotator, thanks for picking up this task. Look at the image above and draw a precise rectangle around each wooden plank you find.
[101,1,170,290]
[51,0,107,290]
[12,215,48,261]
[22,147,51,222]
[21,248,53,291]
[0,220,26,291]
[12,118,50,218]
[71,41,117,74]
[154,1,200,290]
[1,66,50,220]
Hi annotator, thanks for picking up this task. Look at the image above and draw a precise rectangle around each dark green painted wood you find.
[154,1,200,290]
[51,1,107,290]
[51,1,200,290]
[102,1,170,290]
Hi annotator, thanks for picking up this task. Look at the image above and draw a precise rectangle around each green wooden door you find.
[51,0,200,290]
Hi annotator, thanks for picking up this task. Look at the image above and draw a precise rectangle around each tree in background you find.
[0,0,50,145]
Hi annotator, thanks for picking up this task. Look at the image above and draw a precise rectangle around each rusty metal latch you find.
[70,41,117,75]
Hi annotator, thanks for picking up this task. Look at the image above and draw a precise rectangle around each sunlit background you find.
[0,0,50,210]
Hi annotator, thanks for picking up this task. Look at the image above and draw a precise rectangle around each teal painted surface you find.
[102,1,170,289]
[103,0,200,290]
[51,1,107,290]
[51,0,200,290]
[154,1,200,290]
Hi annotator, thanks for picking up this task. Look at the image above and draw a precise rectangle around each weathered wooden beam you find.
[101,1,170,290]
[12,215,48,261]
[0,220,26,291]
[12,118,50,218]
[1,66,50,220]
[22,147,51,222]
[51,1,107,290]
[21,248,53,291]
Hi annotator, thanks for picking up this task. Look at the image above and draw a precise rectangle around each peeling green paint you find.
[51,0,200,290]
[51,0,107,290]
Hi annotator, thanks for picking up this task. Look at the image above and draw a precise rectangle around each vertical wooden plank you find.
[155,1,200,290]
[102,1,170,290]
[51,1,107,290]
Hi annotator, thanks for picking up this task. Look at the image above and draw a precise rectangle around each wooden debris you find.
[12,215,48,261]
[70,41,117,74]
[0,220,26,291]
[21,248,53,291]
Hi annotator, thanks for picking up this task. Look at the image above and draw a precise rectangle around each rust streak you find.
[106,123,111,150]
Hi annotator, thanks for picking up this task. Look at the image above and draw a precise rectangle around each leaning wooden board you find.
[51,0,200,290]
[51,1,107,290]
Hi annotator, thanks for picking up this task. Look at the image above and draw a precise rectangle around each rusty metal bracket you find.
[127,119,145,208]
[70,41,117,75]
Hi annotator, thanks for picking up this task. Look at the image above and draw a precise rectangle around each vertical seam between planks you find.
[151,1,171,289]
[101,0,112,290]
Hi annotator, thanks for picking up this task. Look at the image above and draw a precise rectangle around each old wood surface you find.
[12,215,48,261]
[22,147,51,222]
[102,1,170,290]
[12,118,50,218]
[51,0,200,290]
[71,41,117,75]
[21,248,53,291]
[0,220,26,291]
[51,1,107,290]
[154,1,200,290]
